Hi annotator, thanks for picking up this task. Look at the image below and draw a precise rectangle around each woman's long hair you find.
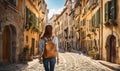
[41,25,53,38]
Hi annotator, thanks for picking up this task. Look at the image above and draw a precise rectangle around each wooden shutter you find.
[111,0,117,19]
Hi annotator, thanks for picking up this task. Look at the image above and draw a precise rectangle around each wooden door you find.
[2,26,11,64]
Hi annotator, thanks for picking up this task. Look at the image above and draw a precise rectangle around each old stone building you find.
[53,0,72,51]
[0,0,48,64]
[0,0,25,64]
[101,0,120,64]
[72,0,120,64]
[53,0,120,64]
[77,0,101,57]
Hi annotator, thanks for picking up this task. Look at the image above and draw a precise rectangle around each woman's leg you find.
[50,58,56,71]
[43,58,49,71]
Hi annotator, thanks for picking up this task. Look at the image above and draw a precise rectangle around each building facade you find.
[0,0,25,64]
[24,0,47,56]
[72,0,120,64]
[101,0,120,64]
[54,0,73,51]
[53,0,120,64]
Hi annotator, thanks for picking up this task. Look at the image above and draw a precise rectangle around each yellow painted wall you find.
[102,0,120,64]
[24,0,40,55]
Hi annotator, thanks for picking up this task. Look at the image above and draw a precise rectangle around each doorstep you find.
[98,60,120,71]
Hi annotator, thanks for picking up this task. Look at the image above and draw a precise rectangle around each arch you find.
[9,25,17,63]
[106,34,117,63]
[2,26,11,64]
[2,25,17,64]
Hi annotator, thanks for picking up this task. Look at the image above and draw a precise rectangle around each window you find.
[26,7,38,28]
[95,9,100,28]
[26,36,28,43]
[97,9,100,25]
[111,0,117,19]
[83,19,86,26]
[105,1,112,22]
[8,0,16,6]
[92,15,95,27]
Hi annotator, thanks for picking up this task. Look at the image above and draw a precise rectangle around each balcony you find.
[25,8,39,32]
[104,19,117,27]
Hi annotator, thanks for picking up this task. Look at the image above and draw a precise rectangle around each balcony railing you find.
[104,19,117,27]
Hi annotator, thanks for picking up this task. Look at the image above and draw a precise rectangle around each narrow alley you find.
[0,0,120,71]
[0,51,113,71]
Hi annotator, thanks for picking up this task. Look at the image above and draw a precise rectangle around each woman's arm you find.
[54,36,59,64]
[39,39,44,63]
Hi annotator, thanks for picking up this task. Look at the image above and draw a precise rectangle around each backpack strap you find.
[44,36,54,41]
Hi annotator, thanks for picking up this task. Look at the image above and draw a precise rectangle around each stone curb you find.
[98,60,120,71]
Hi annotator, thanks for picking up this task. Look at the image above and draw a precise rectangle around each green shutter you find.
[111,0,117,19]
[98,9,100,25]
[96,9,100,28]
[105,2,108,22]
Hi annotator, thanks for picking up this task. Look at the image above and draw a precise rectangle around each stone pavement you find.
[98,60,120,71]
[0,52,114,71]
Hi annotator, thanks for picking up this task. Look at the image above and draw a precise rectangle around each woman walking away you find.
[39,25,59,71]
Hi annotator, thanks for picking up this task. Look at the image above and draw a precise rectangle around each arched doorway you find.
[2,26,11,64]
[2,25,17,64]
[106,35,116,63]
[10,25,17,63]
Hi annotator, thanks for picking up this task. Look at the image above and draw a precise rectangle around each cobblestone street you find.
[0,52,113,71]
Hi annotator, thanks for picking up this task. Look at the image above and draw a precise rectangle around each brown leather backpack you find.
[43,37,58,58]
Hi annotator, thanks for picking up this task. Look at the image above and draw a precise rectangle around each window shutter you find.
[98,9,100,24]
[96,10,100,28]
[105,2,108,22]
[105,1,112,22]
[111,0,117,19]
[108,1,112,19]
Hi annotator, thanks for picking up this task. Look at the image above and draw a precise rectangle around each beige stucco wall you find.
[102,0,120,64]
[24,0,40,55]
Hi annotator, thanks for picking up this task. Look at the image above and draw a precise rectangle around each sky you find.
[45,0,66,19]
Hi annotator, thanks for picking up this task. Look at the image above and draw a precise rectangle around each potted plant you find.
[28,53,33,61]
[88,49,99,59]
[23,45,29,53]
[18,53,24,62]
[23,45,29,62]
[67,43,71,52]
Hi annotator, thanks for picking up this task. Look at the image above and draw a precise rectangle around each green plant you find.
[104,21,111,26]
[28,53,33,61]
[23,45,29,52]
[19,53,24,61]
[89,50,99,59]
